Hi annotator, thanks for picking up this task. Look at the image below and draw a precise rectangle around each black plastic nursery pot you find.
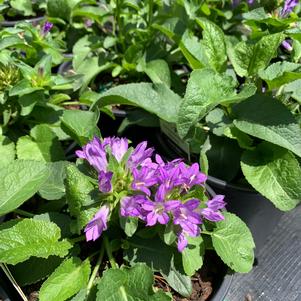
[155,131,283,253]
[0,285,10,301]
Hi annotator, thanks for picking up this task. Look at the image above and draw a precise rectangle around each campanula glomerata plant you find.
[77,137,226,252]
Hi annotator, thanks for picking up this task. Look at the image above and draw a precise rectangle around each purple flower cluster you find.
[77,137,226,251]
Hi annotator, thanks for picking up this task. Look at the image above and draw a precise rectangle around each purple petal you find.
[42,21,53,35]
[110,137,129,162]
[157,212,169,225]
[184,199,200,211]
[146,211,157,226]
[177,232,188,252]
[98,171,113,193]
[164,200,181,211]
[207,195,226,211]
[282,40,293,51]
[84,206,109,241]
[201,208,224,222]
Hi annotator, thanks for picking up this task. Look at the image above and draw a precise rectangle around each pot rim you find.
[207,175,255,193]
[0,16,45,27]
[0,285,10,301]
[210,273,233,301]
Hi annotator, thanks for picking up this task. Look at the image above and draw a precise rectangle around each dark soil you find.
[154,252,228,301]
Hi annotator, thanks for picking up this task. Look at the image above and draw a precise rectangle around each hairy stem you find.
[86,242,105,297]
[104,235,118,269]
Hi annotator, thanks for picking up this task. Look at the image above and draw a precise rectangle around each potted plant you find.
[0,131,254,300]
[89,0,301,252]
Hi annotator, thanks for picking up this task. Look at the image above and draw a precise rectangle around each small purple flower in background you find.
[41,21,53,36]
[232,0,255,7]
[280,0,299,17]
[127,141,154,169]
[98,171,113,193]
[85,205,110,241]
[84,19,93,28]
[282,39,293,51]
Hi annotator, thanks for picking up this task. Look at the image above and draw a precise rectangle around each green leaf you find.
[283,79,301,103]
[177,68,256,138]
[179,30,206,69]
[47,0,72,22]
[38,161,68,200]
[120,217,138,237]
[228,33,284,77]
[75,56,113,93]
[18,90,44,116]
[9,79,43,97]
[65,164,98,233]
[212,212,255,273]
[0,160,48,216]
[182,236,204,276]
[152,18,186,40]
[161,262,192,298]
[163,223,177,246]
[39,257,91,301]
[233,95,301,157]
[143,59,171,88]
[196,18,227,72]
[10,0,33,16]
[241,142,301,211]
[34,212,72,238]
[60,110,100,146]
[124,236,174,274]
[17,125,65,162]
[258,61,301,89]
[0,219,72,265]
[93,83,182,123]
[0,136,15,168]
[96,264,171,301]
[10,256,63,286]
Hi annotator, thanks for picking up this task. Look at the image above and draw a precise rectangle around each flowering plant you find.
[76,136,226,252]
[90,0,301,213]
[0,136,254,300]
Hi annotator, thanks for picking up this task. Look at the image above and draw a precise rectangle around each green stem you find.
[202,230,213,236]
[104,235,118,269]
[115,0,125,52]
[1,263,28,301]
[86,243,105,297]
[69,235,86,244]
[62,101,86,106]
[148,0,153,26]
[14,209,34,218]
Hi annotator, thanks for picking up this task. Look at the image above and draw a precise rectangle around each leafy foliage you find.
[0,219,71,265]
